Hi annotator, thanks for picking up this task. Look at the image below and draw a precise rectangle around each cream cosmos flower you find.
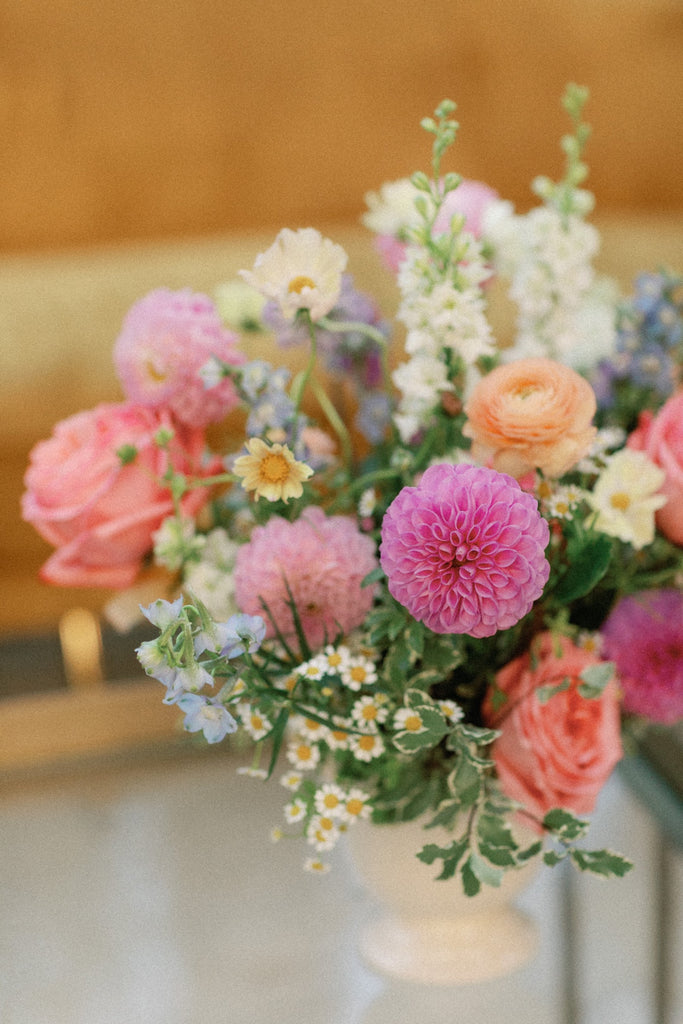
[240,228,347,322]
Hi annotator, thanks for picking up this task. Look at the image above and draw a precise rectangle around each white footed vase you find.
[346,816,539,986]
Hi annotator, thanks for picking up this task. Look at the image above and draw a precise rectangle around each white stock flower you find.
[240,228,347,322]
[362,177,420,236]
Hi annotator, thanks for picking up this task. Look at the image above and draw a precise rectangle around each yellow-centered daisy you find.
[233,437,314,504]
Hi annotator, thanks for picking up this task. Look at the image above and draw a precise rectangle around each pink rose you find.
[22,402,219,589]
[627,390,683,545]
[483,633,622,821]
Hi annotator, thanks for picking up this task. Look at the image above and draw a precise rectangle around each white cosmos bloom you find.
[240,228,347,323]
[588,449,666,550]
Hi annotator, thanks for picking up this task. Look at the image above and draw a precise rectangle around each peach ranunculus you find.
[22,402,220,589]
[627,390,683,545]
[483,633,622,822]
[463,357,597,478]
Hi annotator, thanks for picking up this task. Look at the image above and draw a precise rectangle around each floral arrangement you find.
[23,86,682,894]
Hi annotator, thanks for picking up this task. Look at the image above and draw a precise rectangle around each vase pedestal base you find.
[357,905,538,986]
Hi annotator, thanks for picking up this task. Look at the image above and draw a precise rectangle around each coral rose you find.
[233,506,378,652]
[22,402,218,589]
[627,390,683,545]
[484,633,622,821]
[463,357,597,478]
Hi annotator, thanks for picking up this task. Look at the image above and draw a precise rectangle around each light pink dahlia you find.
[601,589,683,724]
[114,288,245,428]
[233,506,378,652]
[380,463,550,638]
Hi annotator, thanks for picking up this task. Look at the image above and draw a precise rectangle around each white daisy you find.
[306,815,341,852]
[340,656,378,691]
[340,788,372,823]
[238,704,272,741]
[348,732,385,762]
[283,799,307,824]
[351,695,389,731]
[393,707,426,733]
[286,740,321,772]
[303,857,331,875]
[313,783,347,817]
[280,771,303,791]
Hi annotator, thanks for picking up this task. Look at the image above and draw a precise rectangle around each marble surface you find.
[0,746,680,1024]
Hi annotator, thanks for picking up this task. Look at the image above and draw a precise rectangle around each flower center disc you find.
[288,275,316,294]
[260,453,291,483]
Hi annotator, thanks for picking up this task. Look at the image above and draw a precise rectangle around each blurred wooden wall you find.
[1,0,682,252]
[1,0,682,637]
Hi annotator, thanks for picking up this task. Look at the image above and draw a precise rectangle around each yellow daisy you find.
[233,437,313,503]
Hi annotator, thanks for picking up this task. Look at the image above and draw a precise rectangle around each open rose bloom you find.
[22,91,682,892]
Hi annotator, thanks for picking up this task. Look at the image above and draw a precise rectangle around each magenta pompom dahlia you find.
[114,288,245,428]
[601,589,683,724]
[380,463,550,638]
[233,506,378,652]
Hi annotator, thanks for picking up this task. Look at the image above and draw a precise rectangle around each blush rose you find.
[483,633,622,821]
[463,357,597,478]
[627,390,683,545]
[22,402,219,589]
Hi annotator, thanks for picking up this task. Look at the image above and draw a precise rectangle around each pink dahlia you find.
[233,507,378,652]
[380,463,550,638]
[601,589,683,724]
[114,288,245,428]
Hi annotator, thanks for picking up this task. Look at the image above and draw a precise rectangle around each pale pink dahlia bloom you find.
[380,463,550,638]
[601,589,683,724]
[233,506,378,652]
[114,288,245,428]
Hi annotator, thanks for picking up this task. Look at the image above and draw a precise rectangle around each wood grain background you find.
[1,0,682,635]
[1,0,681,252]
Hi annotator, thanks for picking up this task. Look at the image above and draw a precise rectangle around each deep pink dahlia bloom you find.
[601,589,683,724]
[233,507,378,652]
[380,463,550,638]
[114,288,245,428]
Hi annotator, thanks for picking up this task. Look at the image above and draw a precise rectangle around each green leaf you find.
[460,856,482,897]
[543,808,590,841]
[404,619,425,659]
[448,755,482,808]
[477,813,516,850]
[517,840,543,863]
[578,661,615,699]
[265,706,291,779]
[553,533,613,602]
[537,676,571,704]
[479,841,517,868]
[543,849,568,867]
[426,800,460,830]
[570,848,634,878]
[361,566,385,588]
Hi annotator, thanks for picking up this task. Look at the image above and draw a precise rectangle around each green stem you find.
[308,376,353,472]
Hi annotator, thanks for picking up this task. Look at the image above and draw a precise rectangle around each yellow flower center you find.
[404,714,423,732]
[322,793,340,810]
[144,358,167,384]
[259,452,291,484]
[350,665,368,684]
[327,652,343,667]
[288,275,316,294]
[296,743,312,761]
[361,705,378,721]
[610,491,631,512]
[346,798,364,817]
[358,735,376,751]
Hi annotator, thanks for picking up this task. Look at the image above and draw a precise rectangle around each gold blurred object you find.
[58,607,104,689]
